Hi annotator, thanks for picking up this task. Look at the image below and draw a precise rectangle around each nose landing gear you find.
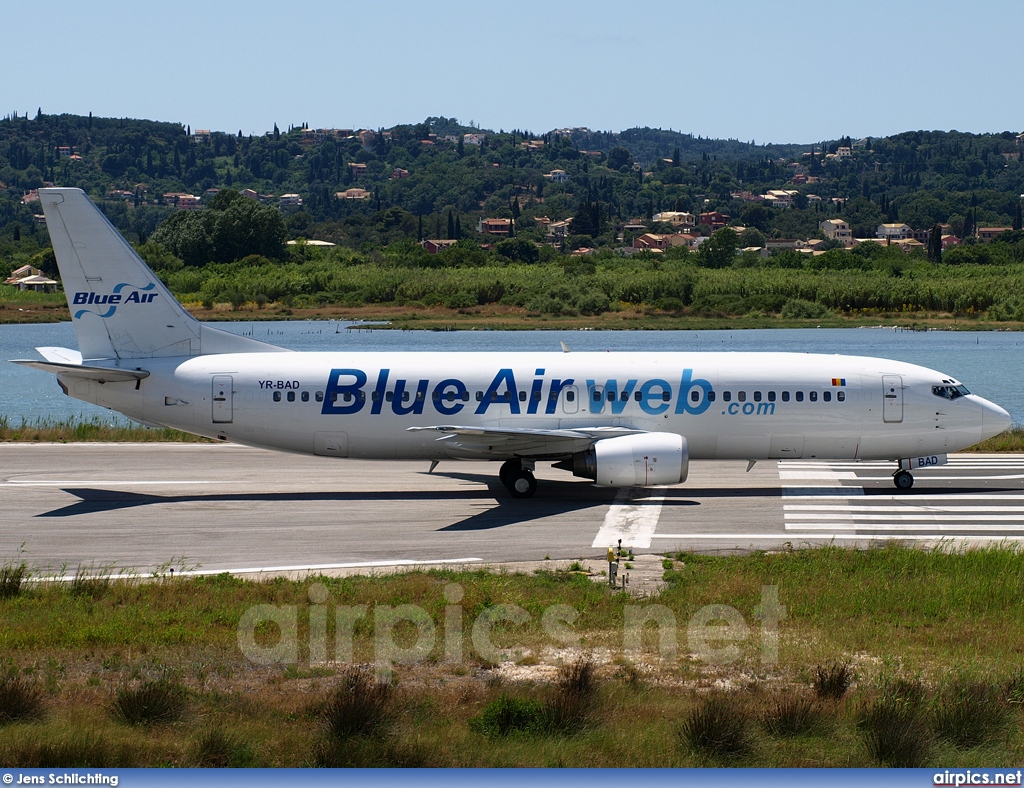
[893,469,914,490]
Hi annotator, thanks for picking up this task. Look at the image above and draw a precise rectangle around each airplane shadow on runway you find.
[40,471,717,532]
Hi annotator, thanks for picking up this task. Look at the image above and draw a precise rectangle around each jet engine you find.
[554,433,687,487]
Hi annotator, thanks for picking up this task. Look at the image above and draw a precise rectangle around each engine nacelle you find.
[556,433,688,487]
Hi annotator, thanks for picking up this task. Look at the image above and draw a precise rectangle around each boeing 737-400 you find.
[12,188,1012,498]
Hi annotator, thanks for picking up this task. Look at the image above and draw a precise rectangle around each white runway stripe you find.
[651,533,1024,541]
[785,512,1024,522]
[785,504,1024,513]
[592,487,665,549]
[786,523,1024,532]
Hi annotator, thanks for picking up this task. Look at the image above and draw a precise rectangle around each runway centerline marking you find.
[592,487,665,549]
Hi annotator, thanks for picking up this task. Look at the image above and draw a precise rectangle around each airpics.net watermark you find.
[236,583,785,671]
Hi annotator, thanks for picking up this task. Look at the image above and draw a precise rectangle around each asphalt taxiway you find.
[3,444,1024,576]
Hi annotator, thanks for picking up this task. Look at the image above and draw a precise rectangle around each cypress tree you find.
[454,215,461,239]
[1014,202,1022,232]
[446,209,454,239]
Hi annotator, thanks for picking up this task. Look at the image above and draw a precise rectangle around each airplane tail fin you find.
[39,188,287,360]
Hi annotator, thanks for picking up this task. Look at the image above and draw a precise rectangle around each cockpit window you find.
[932,384,970,400]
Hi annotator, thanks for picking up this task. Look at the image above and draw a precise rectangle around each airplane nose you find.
[980,398,1012,441]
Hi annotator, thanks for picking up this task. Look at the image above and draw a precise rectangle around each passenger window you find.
[768,391,776,402]
[385,391,393,402]
[533,391,542,401]
[566,390,575,402]
[753,391,762,402]
[301,391,309,402]
[273,391,281,402]
[690,390,700,402]
[723,391,731,402]
[810,391,818,402]
[738,391,746,402]
[782,391,789,402]
[592,389,601,402]
[315,391,324,402]
[372,391,381,402]
[823,391,832,402]
[607,392,615,402]
[476,391,483,401]
[287,391,295,402]
[796,391,804,402]
[837,391,845,402]
[462,391,470,402]
[635,391,642,401]
[343,392,352,402]
[620,391,629,401]
[358,392,365,403]
[519,391,527,401]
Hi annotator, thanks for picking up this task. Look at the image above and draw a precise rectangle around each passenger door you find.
[212,375,233,423]
[882,375,903,423]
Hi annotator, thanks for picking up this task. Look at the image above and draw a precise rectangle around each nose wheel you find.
[499,459,537,498]
[893,470,914,490]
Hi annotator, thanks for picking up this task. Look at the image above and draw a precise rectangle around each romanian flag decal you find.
[831,378,846,387]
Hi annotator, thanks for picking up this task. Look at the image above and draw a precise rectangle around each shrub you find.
[857,681,931,767]
[0,562,26,600]
[111,680,187,726]
[0,676,46,724]
[678,693,751,758]
[932,677,1010,748]
[760,692,825,737]
[320,669,393,740]
[469,694,546,737]
[190,726,257,767]
[545,656,598,734]
[780,298,829,319]
[813,661,853,700]
[7,731,115,767]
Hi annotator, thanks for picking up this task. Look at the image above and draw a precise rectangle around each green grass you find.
[1,548,1024,765]
[0,415,211,443]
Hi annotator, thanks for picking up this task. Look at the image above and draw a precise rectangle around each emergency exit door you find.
[212,375,234,423]
[882,375,903,423]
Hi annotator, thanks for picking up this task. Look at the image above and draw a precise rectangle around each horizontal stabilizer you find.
[10,359,149,383]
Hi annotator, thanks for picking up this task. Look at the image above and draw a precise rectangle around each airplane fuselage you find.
[65,350,998,464]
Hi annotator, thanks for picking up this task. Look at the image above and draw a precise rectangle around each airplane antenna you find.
[560,341,571,353]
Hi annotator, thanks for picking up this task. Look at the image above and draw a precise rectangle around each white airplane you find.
[13,188,1011,498]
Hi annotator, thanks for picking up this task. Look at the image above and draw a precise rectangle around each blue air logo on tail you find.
[72,282,158,318]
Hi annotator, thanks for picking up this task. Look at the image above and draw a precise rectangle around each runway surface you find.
[3,444,1024,576]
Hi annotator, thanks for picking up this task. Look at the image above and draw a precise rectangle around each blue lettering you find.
[476,369,520,415]
[743,402,755,415]
[392,378,429,415]
[371,369,390,415]
[728,403,740,415]
[527,369,545,415]
[126,291,141,303]
[433,379,467,416]
[674,369,712,415]
[73,292,88,304]
[638,379,672,415]
[586,379,635,415]
[545,379,575,414]
[322,368,366,415]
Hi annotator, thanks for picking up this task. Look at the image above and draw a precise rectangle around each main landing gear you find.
[893,469,914,490]
[499,459,537,499]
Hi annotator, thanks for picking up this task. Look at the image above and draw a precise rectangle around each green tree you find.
[607,146,633,172]
[698,228,740,268]
[494,238,539,264]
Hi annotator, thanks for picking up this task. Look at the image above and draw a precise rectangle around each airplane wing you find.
[407,424,644,459]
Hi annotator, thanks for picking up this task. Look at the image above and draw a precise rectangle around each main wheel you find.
[893,470,914,490]
[498,459,521,487]
[505,469,537,499]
